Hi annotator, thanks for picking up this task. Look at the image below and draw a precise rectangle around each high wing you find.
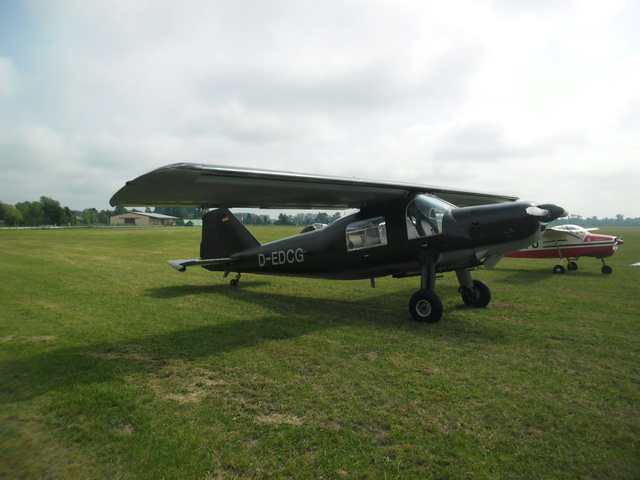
[110,163,518,209]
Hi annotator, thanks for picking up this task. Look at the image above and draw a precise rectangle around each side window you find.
[346,217,387,251]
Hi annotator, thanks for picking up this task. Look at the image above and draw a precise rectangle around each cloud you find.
[0,57,18,97]
[0,0,638,218]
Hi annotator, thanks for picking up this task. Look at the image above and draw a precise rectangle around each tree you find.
[63,207,77,226]
[83,208,99,225]
[154,206,190,219]
[15,201,44,225]
[98,211,110,225]
[275,213,293,225]
[244,214,263,225]
[0,203,22,226]
[315,212,330,224]
[40,196,65,225]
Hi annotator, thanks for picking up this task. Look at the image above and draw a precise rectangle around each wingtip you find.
[167,260,187,272]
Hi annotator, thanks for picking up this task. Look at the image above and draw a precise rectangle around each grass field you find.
[1,226,638,479]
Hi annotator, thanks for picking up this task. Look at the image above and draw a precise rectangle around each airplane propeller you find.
[525,204,568,223]
[613,238,624,250]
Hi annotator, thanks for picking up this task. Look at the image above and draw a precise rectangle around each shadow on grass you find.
[1,285,509,404]
[147,280,272,298]
[497,267,606,284]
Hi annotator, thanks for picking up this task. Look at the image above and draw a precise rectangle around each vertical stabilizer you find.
[200,208,261,259]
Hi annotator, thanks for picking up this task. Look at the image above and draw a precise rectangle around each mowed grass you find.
[1,226,638,479]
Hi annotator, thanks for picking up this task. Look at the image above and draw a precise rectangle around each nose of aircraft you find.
[525,204,568,223]
[444,201,567,249]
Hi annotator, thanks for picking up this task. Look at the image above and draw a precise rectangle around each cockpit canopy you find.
[552,224,590,240]
[406,195,454,239]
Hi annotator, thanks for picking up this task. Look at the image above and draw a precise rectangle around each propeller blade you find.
[526,206,549,217]
[526,204,568,222]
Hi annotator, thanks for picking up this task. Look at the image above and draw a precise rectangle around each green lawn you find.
[1,226,638,479]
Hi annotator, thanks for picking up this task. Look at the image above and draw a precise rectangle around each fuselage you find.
[507,225,623,260]
[204,195,558,280]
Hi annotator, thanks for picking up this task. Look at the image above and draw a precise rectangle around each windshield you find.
[553,224,588,240]
[406,195,453,239]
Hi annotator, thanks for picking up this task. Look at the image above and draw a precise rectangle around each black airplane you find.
[110,163,566,323]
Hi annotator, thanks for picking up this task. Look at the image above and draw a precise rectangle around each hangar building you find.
[110,212,179,226]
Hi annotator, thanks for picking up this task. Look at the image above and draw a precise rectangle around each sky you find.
[1,0,639,219]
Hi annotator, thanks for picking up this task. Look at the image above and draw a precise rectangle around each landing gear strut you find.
[409,254,443,323]
[408,263,493,323]
[229,273,242,286]
[553,258,578,274]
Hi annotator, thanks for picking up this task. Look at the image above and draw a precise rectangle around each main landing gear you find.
[408,261,492,323]
[552,259,613,274]
[409,290,443,323]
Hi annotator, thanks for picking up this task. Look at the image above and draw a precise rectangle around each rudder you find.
[200,208,261,259]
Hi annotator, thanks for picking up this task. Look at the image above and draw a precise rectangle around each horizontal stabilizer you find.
[168,258,232,272]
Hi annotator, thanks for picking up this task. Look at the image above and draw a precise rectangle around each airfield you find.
[1,226,638,479]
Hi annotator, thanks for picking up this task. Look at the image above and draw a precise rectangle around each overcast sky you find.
[1,0,639,218]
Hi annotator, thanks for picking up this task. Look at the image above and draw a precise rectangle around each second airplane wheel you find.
[460,279,491,308]
[553,265,565,274]
[409,290,443,323]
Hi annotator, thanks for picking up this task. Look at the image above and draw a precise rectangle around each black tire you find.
[230,279,239,287]
[460,279,491,308]
[601,265,612,275]
[409,290,443,323]
[553,265,565,274]
[567,261,578,271]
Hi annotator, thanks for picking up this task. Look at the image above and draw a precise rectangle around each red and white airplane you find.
[506,224,624,274]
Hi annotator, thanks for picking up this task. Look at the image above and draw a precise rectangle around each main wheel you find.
[567,261,578,271]
[553,265,565,274]
[409,290,443,323]
[460,279,491,308]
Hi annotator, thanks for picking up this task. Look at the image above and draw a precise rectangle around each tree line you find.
[2,196,640,228]
[0,196,127,227]
[0,197,341,227]
[552,214,640,228]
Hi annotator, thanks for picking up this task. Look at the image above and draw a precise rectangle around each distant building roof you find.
[183,219,203,226]
[116,212,180,220]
